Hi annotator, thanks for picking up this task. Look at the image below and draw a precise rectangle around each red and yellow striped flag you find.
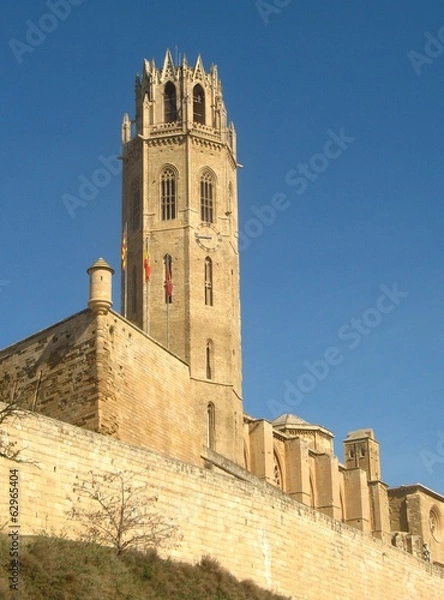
[144,249,151,281]
[165,256,173,300]
[121,227,127,271]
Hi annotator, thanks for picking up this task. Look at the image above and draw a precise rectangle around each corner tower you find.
[120,51,243,464]
[343,429,381,481]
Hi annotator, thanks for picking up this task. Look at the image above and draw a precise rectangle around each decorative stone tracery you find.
[273,452,283,490]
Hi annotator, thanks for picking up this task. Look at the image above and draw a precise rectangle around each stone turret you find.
[87,258,114,314]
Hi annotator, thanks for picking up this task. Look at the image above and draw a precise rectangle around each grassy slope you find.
[0,535,291,600]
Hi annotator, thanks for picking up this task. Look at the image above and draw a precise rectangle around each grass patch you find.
[0,535,290,599]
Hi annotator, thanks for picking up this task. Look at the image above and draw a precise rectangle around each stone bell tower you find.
[120,51,243,463]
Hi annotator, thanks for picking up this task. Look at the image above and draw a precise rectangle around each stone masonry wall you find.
[1,411,443,600]
[96,311,203,465]
[0,306,245,469]
[0,311,99,431]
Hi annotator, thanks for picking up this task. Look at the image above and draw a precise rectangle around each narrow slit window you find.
[131,180,140,231]
[207,402,216,449]
[206,340,213,379]
[204,257,213,306]
[131,265,137,314]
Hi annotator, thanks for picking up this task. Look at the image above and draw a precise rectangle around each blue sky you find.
[1,0,444,494]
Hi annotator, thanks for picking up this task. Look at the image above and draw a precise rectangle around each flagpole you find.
[167,296,170,349]
[124,268,128,319]
[145,237,150,336]
[167,253,170,348]
[123,223,128,319]
[164,255,173,349]
[165,255,171,349]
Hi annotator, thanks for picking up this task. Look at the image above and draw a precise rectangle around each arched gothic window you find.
[207,402,216,450]
[161,168,176,220]
[164,82,177,122]
[200,171,214,223]
[273,452,283,490]
[131,180,140,231]
[430,507,442,541]
[164,254,173,304]
[206,340,213,380]
[193,84,205,124]
[131,265,137,314]
[204,257,213,306]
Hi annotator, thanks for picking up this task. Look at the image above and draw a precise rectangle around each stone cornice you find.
[272,429,288,442]
[274,424,334,439]
[388,484,444,503]
[144,135,186,148]
[131,130,236,166]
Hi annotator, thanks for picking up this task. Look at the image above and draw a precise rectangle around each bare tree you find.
[67,470,180,555]
[0,382,32,461]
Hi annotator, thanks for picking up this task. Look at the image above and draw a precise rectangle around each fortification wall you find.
[0,311,99,430]
[1,411,443,599]
[0,310,208,466]
[96,311,202,464]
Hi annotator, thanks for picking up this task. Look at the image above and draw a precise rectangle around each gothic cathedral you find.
[1,52,444,584]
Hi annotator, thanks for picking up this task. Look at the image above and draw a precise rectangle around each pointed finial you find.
[193,54,205,80]
[121,113,131,144]
[162,49,176,81]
